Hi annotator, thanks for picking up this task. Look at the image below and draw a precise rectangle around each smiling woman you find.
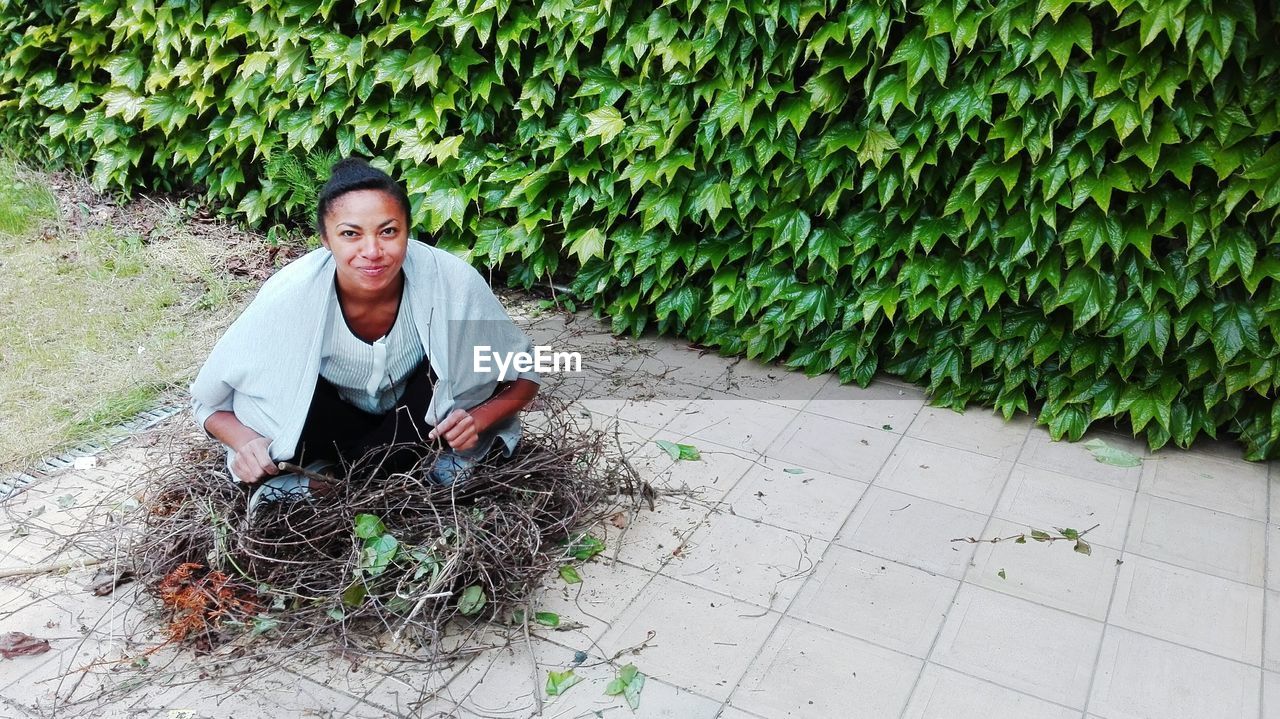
[190,157,540,507]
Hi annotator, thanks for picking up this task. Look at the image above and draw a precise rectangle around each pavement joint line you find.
[0,400,184,502]
[1260,460,1273,718]
[1086,446,1164,716]
[906,418,1033,718]
[705,393,912,717]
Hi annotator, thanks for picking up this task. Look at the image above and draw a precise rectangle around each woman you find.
[190,157,540,504]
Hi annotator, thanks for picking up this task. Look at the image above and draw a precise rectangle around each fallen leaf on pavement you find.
[0,632,51,659]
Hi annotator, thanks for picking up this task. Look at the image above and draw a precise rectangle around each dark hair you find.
[315,156,412,236]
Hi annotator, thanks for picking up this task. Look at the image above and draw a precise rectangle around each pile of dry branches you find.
[128,403,635,655]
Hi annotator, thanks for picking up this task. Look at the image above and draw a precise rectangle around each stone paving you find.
[0,312,1276,719]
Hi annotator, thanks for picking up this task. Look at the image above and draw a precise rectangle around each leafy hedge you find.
[2,0,1278,457]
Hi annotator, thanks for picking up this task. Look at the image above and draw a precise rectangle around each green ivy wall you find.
[2,0,1277,457]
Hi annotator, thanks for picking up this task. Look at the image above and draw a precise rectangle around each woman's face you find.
[320,189,409,299]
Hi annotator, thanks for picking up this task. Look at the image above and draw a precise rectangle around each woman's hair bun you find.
[315,155,412,236]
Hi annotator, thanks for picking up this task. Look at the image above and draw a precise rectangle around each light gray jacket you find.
[190,241,539,475]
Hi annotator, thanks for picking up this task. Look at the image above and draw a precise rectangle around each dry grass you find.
[0,157,279,472]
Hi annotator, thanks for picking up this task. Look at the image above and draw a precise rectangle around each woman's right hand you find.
[205,410,279,484]
[232,435,279,484]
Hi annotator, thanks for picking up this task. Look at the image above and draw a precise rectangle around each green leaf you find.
[1044,15,1093,72]
[458,585,487,616]
[1212,303,1260,364]
[761,207,812,251]
[423,183,468,233]
[1058,527,1080,540]
[427,135,464,164]
[546,669,581,696]
[534,611,560,627]
[1029,529,1052,541]
[105,55,145,91]
[623,669,645,709]
[566,534,606,561]
[604,664,645,709]
[888,28,950,88]
[559,565,583,584]
[354,514,386,540]
[361,534,399,576]
[585,107,625,144]
[1206,230,1257,283]
[857,124,899,168]
[250,615,280,637]
[655,439,701,461]
[102,89,145,121]
[567,227,607,264]
[1074,539,1092,556]
[1081,438,1143,467]
[341,582,367,607]
[690,181,733,223]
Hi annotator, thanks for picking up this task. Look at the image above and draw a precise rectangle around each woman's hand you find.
[205,410,279,483]
[429,408,479,452]
[232,435,279,483]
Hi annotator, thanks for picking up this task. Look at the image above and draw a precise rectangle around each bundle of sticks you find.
[129,402,636,653]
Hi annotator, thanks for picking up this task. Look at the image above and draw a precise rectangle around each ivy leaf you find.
[565,534,606,561]
[888,29,950,88]
[690,181,732,223]
[655,439,700,461]
[427,135,464,165]
[1044,14,1093,72]
[534,611,560,627]
[857,124,899,168]
[546,669,581,696]
[354,514,386,540]
[585,107,625,144]
[1139,2,1185,48]
[604,664,646,709]
[102,89,145,121]
[1206,230,1257,283]
[423,183,468,233]
[1081,439,1143,467]
[361,534,399,576]
[1211,302,1260,364]
[458,585,487,616]
[405,47,443,87]
[566,227,607,264]
[104,55,145,91]
[761,207,812,251]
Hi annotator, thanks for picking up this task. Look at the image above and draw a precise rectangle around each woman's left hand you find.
[429,408,480,452]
